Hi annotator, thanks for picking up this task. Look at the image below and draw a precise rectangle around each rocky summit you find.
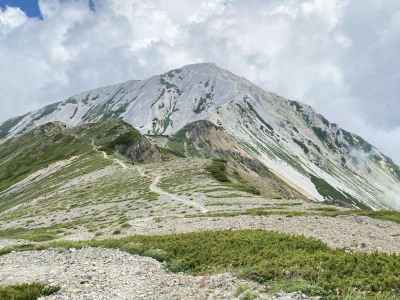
[1,64,400,300]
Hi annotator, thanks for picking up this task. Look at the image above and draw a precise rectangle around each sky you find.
[0,0,42,18]
[0,0,400,163]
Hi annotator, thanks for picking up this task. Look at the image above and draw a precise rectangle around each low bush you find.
[206,159,230,182]
[206,159,261,195]
[0,283,59,300]
[14,230,395,299]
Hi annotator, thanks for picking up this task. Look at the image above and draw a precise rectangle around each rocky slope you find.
[1,63,399,209]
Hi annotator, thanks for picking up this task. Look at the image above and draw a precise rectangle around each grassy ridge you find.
[0,119,147,194]
[0,131,90,193]
[3,230,400,299]
[0,283,59,300]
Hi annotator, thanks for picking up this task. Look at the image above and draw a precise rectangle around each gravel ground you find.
[125,214,400,253]
[0,247,318,300]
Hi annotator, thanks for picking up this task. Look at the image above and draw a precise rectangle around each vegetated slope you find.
[166,120,303,200]
[0,119,168,214]
[1,63,399,209]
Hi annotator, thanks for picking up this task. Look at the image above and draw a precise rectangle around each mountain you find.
[1,63,399,209]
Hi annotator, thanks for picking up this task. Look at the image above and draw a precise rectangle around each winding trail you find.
[92,140,207,213]
[149,175,208,213]
[92,139,128,169]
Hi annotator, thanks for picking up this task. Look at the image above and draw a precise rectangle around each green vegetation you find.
[192,206,400,227]
[0,222,81,241]
[3,230,400,299]
[101,130,142,154]
[78,119,141,148]
[310,175,369,209]
[190,208,307,218]
[166,128,187,156]
[0,283,59,300]
[0,119,154,215]
[0,114,27,139]
[0,127,91,193]
[165,122,207,157]
[246,208,305,217]
[206,159,230,182]
[234,284,257,300]
[365,210,400,224]
[0,151,111,219]
[316,209,400,225]
[312,126,329,142]
[205,159,261,195]
[313,206,341,212]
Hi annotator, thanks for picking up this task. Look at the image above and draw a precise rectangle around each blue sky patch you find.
[0,0,42,18]
[0,0,95,18]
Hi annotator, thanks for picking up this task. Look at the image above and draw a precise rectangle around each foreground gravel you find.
[0,248,318,300]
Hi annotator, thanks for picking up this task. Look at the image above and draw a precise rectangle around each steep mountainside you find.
[1,63,399,209]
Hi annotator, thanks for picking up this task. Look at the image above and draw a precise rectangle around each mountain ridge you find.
[1,63,399,209]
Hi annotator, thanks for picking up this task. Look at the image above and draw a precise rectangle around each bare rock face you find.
[123,136,162,163]
[167,120,243,158]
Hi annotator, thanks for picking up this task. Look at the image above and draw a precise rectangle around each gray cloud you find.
[0,0,400,162]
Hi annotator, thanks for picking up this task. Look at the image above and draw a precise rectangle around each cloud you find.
[0,0,400,162]
[0,6,27,36]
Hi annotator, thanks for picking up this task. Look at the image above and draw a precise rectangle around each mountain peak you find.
[162,62,242,82]
[1,64,399,209]
[179,62,219,70]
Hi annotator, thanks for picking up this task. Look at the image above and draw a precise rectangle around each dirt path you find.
[149,175,209,213]
[92,139,128,169]
[92,143,208,213]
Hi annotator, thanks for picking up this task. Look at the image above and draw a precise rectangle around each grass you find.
[246,208,306,217]
[362,210,400,224]
[206,159,230,182]
[310,175,369,209]
[3,230,400,299]
[205,159,261,195]
[100,129,142,154]
[187,208,307,218]
[0,226,64,242]
[332,210,400,224]
[249,207,400,225]
[308,207,400,225]
[0,283,59,300]
[0,130,90,194]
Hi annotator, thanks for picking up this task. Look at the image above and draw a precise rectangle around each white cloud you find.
[0,6,27,36]
[0,0,400,163]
